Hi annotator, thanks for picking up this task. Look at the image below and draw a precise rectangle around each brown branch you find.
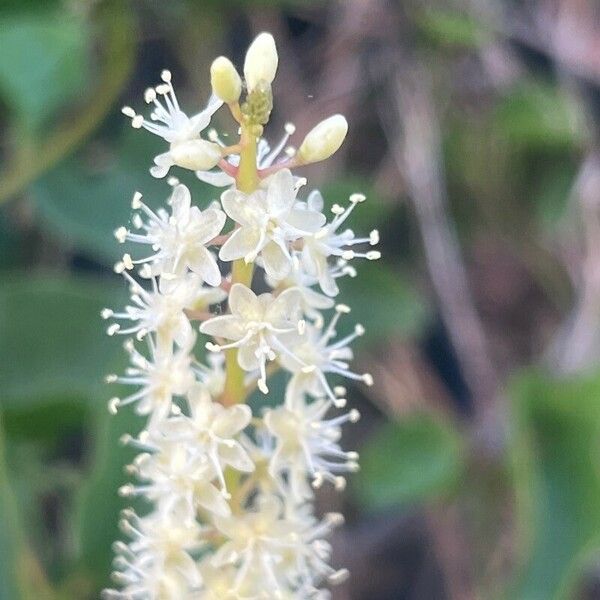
[381,60,502,439]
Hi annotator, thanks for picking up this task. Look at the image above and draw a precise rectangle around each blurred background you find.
[1,0,600,598]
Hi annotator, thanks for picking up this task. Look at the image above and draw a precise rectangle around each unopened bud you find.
[170,139,221,171]
[211,56,242,103]
[297,114,348,164]
[244,32,278,92]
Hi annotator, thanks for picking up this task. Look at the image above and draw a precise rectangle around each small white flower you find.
[162,389,254,497]
[122,69,223,178]
[121,437,232,518]
[107,337,195,425]
[264,390,360,499]
[279,306,372,404]
[266,255,335,324]
[212,495,293,591]
[219,169,324,279]
[103,506,204,600]
[200,283,303,393]
[117,185,226,284]
[103,273,207,348]
[301,192,380,296]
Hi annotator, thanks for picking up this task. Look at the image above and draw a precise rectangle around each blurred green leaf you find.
[75,385,143,591]
[509,370,600,600]
[0,420,54,599]
[0,10,89,133]
[355,413,463,511]
[338,263,429,344]
[31,129,216,264]
[532,162,577,230]
[0,275,124,411]
[495,82,581,150]
[418,10,488,48]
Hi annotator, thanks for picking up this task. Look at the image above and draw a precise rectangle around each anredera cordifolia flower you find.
[104,32,380,600]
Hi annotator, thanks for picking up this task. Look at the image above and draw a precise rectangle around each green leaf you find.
[0,10,89,133]
[0,275,124,412]
[508,370,600,600]
[494,82,581,150]
[338,263,429,344]
[0,419,54,599]
[354,413,463,511]
[75,386,144,591]
[31,128,216,264]
[418,10,489,48]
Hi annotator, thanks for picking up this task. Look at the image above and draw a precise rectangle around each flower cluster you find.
[104,32,380,599]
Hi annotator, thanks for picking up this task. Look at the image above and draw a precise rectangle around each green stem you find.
[221,126,259,407]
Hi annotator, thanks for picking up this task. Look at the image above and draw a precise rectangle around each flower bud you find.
[170,139,221,171]
[244,32,278,92]
[210,56,242,104]
[297,115,348,164]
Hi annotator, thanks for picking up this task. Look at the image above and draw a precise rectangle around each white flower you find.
[107,337,195,425]
[264,390,360,499]
[120,438,231,518]
[122,69,223,178]
[212,495,293,592]
[200,283,304,393]
[301,192,380,296]
[266,255,334,324]
[102,273,206,348]
[162,388,254,497]
[279,305,373,404]
[103,506,204,600]
[219,169,324,279]
[116,184,226,284]
[212,495,346,596]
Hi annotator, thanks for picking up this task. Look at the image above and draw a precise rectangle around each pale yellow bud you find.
[297,115,348,164]
[170,139,221,171]
[244,32,278,92]
[210,56,242,103]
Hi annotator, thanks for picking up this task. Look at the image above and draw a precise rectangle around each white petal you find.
[261,241,291,280]
[170,184,192,222]
[187,246,222,287]
[307,189,324,212]
[200,315,245,340]
[218,440,254,472]
[195,483,231,517]
[150,152,174,178]
[192,207,226,243]
[220,189,255,227]
[219,227,263,262]
[188,94,224,136]
[237,341,260,371]
[196,169,235,187]
[286,208,326,233]
[212,404,252,438]
[228,283,261,321]
[266,286,301,325]
[266,168,296,214]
